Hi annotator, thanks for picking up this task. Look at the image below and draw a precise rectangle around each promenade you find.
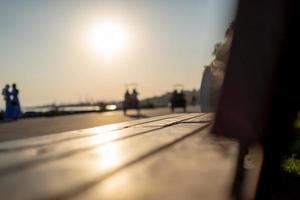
[0,107,200,142]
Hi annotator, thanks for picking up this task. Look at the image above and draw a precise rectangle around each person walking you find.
[132,89,140,115]
[11,83,22,119]
[123,89,130,115]
[2,84,13,119]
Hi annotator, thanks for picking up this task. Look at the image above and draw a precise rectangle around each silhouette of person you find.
[179,90,185,99]
[171,90,178,102]
[123,90,130,115]
[11,83,21,119]
[170,90,177,110]
[124,90,130,103]
[170,90,186,112]
[131,89,138,101]
[179,90,187,112]
[132,89,140,114]
[2,84,13,119]
[132,89,138,103]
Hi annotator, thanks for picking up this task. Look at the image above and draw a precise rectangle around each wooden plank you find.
[0,126,154,173]
[75,129,238,200]
[182,113,215,123]
[134,113,203,127]
[0,122,210,200]
[0,114,202,174]
[0,114,183,152]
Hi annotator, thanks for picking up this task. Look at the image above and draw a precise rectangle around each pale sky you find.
[0,0,237,108]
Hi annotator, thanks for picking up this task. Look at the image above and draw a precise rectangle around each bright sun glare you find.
[88,21,126,57]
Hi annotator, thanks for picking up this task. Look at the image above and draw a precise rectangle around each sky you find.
[0,0,237,108]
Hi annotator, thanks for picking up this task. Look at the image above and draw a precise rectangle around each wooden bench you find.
[0,113,239,200]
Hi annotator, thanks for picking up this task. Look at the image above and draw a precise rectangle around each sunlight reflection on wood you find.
[95,143,122,170]
[86,124,120,135]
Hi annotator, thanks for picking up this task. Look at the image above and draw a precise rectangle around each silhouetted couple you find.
[2,83,21,120]
[123,89,140,115]
[170,90,186,112]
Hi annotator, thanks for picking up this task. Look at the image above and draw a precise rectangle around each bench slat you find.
[182,113,214,123]
[134,113,203,127]
[75,131,238,200]
[0,114,205,174]
[0,122,209,200]
[0,114,184,151]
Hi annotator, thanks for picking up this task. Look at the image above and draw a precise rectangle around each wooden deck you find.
[0,113,239,200]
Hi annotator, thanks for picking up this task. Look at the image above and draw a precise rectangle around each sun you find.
[88,21,126,57]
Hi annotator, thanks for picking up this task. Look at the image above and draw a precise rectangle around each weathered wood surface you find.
[0,113,238,200]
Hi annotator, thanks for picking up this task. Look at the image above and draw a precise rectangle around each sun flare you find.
[88,21,126,57]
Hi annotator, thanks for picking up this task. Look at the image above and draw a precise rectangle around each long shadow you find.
[125,114,148,119]
[0,119,18,124]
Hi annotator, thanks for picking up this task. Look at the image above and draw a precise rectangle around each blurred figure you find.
[123,89,140,115]
[172,89,178,98]
[171,89,178,101]
[11,83,22,119]
[124,89,130,104]
[123,90,130,115]
[170,89,179,112]
[179,90,187,112]
[2,84,13,119]
[170,89,186,112]
[132,88,140,114]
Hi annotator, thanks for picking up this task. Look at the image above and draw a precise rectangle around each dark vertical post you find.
[212,0,298,199]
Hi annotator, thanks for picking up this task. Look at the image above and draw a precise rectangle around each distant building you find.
[199,23,234,112]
